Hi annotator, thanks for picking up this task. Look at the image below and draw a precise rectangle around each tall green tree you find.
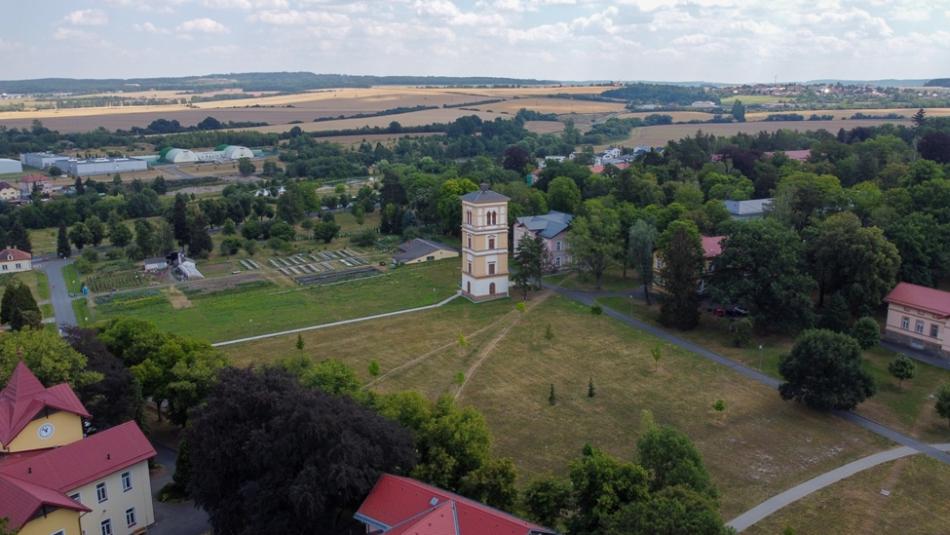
[512,233,548,300]
[68,222,92,250]
[9,222,31,253]
[657,220,703,330]
[779,329,876,411]
[172,193,190,245]
[710,219,815,332]
[887,355,916,388]
[56,223,71,258]
[936,384,950,428]
[605,486,730,535]
[567,445,650,535]
[730,99,746,122]
[547,176,582,214]
[0,329,101,388]
[628,219,658,305]
[85,215,106,246]
[187,213,214,258]
[637,425,716,499]
[134,219,156,258]
[568,201,621,289]
[108,213,132,247]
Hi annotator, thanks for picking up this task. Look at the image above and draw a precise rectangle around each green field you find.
[85,270,150,293]
[40,303,53,319]
[35,270,50,300]
[73,298,90,325]
[89,259,460,342]
[62,264,83,294]
[221,292,890,520]
[720,94,788,105]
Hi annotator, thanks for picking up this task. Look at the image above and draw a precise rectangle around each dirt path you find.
[166,286,193,309]
[454,291,551,401]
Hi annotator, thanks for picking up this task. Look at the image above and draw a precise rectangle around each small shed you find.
[392,239,458,265]
[143,257,168,272]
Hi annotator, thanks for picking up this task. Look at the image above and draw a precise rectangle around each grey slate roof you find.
[515,211,574,239]
[724,198,773,216]
[393,238,458,262]
[460,184,509,204]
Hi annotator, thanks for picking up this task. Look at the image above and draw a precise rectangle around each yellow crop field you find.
[475,97,626,114]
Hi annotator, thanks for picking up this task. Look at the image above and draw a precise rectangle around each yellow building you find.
[460,184,510,301]
[0,363,157,535]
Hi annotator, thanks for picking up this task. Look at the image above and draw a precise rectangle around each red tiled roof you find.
[0,362,91,445]
[702,236,725,259]
[0,248,31,262]
[884,282,950,318]
[589,162,630,174]
[19,175,49,184]
[765,149,811,161]
[0,421,156,493]
[355,474,555,535]
[0,473,89,529]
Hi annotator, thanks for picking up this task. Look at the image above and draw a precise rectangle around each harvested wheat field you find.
[475,97,626,114]
[617,110,717,122]
[244,108,507,134]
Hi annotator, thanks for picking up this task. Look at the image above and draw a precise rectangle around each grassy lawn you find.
[35,270,50,300]
[40,303,53,319]
[28,227,58,256]
[545,269,641,293]
[62,264,83,294]
[72,298,90,326]
[746,455,950,535]
[221,292,889,520]
[90,259,460,342]
[597,296,950,444]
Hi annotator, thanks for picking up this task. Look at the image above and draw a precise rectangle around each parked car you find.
[727,306,749,317]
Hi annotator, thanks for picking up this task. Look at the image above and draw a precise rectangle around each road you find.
[543,283,950,467]
[149,443,211,535]
[35,257,78,329]
[728,442,950,531]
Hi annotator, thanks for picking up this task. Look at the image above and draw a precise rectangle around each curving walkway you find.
[728,443,950,532]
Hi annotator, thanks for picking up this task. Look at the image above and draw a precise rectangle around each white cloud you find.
[202,0,288,8]
[133,22,170,34]
[250,9,349,26]
[177,18,230,33]
[64,9,108,26]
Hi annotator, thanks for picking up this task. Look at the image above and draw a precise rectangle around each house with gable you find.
[355,473,557,535]
[0,363,156,535]
[513,211,574,271]
[883,282,950,359]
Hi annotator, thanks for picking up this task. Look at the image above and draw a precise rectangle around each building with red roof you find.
[355,474,557,535]
[653,235,725,295]
[0,247,31,274]
[17,175,52,197]
[883,282,950,358]
[0,363,156,535]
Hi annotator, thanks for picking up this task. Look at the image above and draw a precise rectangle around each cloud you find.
[202,0,288,8]
[177,18,230,33]
[133,22,170,34]
[64,9,109,26]
[249,9,349,26]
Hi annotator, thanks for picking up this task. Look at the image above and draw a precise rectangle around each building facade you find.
[460,184,509,301]
[18,175,53,197]
[64,158,148,177]
[883,282,950,359]
[0,181,19,201]
[20,152,70,170]
[513,211,573,271]
[0,248,32,274]
[0,158,23,174]
[0,363,157,535]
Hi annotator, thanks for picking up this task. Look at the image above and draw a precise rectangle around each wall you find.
[2,410,83,453]
[16,507,82,535]
[0,258,31,274]
[71,461,155,535]
[0,160,22,174]
[884,304,949,357]
[402,249,458,265]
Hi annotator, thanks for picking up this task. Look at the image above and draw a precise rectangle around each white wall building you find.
[0,158,22,174]
[20,152,71,170]
[64,157,148,177]
[70,460,155,535]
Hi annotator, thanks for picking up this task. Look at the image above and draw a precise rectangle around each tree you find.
[64,327,143,431]
[0,329,101,389]
[502,145,531,173]
[134,219,156,258]
[512,234,547,299]
[730,317,752,348]
[297,359,360,397]
[568,201,621,289]
[237,157,256,176]
[9,222,31,253]
[222,219,237,235]
[547,176,582,213]
[771,172,845,232]
[74,176,85,194]
[850,316,880,349]
[887,355,916,388]
[604,485,730,535]
[295,333,304,351]
[657,220,703,330]
[549,384,556,405]
[628,220,658,305]
[912,108,926,128]
[730,99,746,122]
[85,215,105,246]
[918,131,950,164]
[712,399,726,422]
[588,377,596,398]
[779,329,877,411]
[651,345,662,371]
[68,222,92,250]
[1,281,39,327]
[523,477,572,530]
[936,384,950,428]
[459,457,519,510]
[637,425,716,498]
[57,223,71,258]
[188,213,214,258]
[108,214,132,247]
[567,445,650,535]
[172,194,190,245]
[817,293,851,333]
[313,220,341,244]
[187,367,416,535]
[709,219,816,332]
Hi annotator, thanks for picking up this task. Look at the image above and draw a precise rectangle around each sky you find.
[1,0,949,83]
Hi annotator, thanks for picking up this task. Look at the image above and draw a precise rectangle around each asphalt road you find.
[149,443,211,535]
[36,257,78,329]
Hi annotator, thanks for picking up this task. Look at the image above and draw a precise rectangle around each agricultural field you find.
[87,258,459,342]
[84,270,152,293]
[474,97,626,114]
[616,110,719,122]
[220,293,890,521]
[720,94,790,105]
[744,106,950,121]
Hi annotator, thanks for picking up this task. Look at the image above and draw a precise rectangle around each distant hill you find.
[925,78,950,88]
[0,72,556,95]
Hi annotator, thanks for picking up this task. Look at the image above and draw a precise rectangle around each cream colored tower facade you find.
[460,184,510,301]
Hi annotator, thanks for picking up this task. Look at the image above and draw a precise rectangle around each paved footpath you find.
[35,257,78,329]
[543,283,950,468]
[212,292,461,347]
[728,442,950,532]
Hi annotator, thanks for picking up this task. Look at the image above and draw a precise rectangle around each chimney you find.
[480,182,490,192]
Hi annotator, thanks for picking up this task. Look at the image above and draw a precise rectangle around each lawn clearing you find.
[62,264,83,294]
[35,270,49,300]
[90,259,460,342]
[223,292,890,520]
[745,455,950,535]
[28,227,58,256]
[72,298,90,325]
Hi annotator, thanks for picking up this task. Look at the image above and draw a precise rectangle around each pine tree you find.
[10,222,31,253]
[587,377,595,398]
[173,194,190,245]
[548,384,556,405]
[56,224,71,258]
[296,333,304,351]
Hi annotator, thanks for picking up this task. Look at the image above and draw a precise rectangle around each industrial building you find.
[20,152,70,170]
[162,145,254,163]
[0,158,22,174]
[64,157,148,177]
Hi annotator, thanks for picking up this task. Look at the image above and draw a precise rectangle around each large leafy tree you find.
[637,425,716,499]
[628,219,658,304]
[568,201,621,289]
[779,329,876,411]
[709,219,816,332]
[604,485,730,535]
[770,172,845,231]
[512,233,548,300]
[568,445,650,535]
[883,212,950,287]
[0,329,101,389]
[547,176,582,213]
[64,327,143,431]
[657,219,703,330]
[805,212,900,314]
[187,367,416,535]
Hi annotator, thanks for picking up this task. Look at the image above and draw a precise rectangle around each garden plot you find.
[85,270,154,293]
[266,249,371,283]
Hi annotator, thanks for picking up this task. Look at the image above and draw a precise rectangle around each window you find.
[488,237,495,249]
[488,262,496,275]
[125,508,137,528]
[466,210,472,225]
[901,317,910,330]
[96,482,108,503]
[1,265,6,271]
[555,256,561,266]
[121,471,132,492]
[556,241,562,251]
[100,519,112,535]
[467,235,472,249]
[69,492,81,503]
[14,263,20,269]
[931,324,940,338]
[915,320,924,334]
[466,281,471,294]
[467,262,472,274]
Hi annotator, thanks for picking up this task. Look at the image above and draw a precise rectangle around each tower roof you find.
[461,183,509,204]
[0,362,91,445]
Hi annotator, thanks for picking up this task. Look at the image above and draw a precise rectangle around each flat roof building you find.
[20,152,70,170]
[64,157,148,177]
[0,158,22,174]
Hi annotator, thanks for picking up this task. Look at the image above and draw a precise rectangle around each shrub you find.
[220,238,242,256]
[368,360,380,377]
[730,317,753,347]
[590,304,603,315]
[74,257,94,274]
[81,248,99,263]
[850,317,880,349]
[351,228,378,247]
